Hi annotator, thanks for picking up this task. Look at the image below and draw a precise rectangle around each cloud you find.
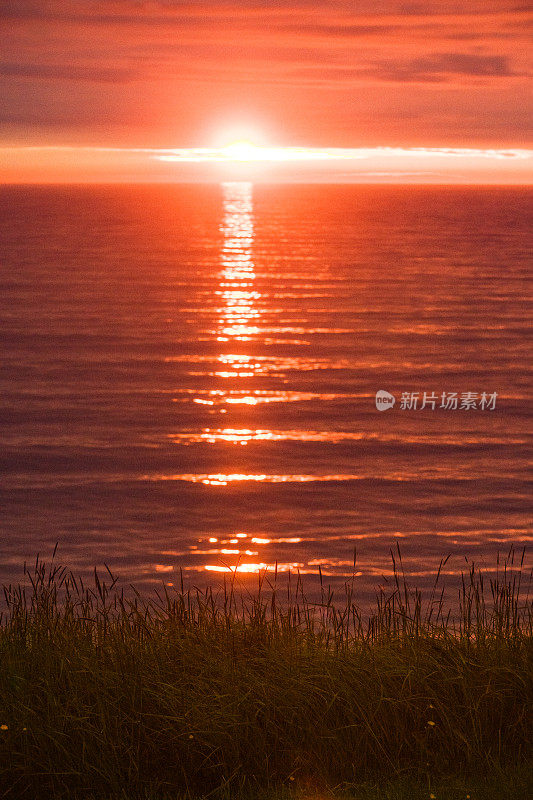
[374,53,523,81]
[411,53,518,76]
[0,63,139,83]
[291,52,525,86]
[1,0,527,22]
[0,0,45,17]
[0,1,310,22]
[283,23,399,38]
[397,1,529,15]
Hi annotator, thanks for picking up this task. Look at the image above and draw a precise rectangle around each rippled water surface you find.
[1,184,531,599]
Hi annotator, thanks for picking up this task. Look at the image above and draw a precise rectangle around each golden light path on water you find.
[205,182,275,573]
[175,181,344,577]
[217,182,259,346]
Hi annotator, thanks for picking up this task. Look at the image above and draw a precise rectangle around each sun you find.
[221,141,263,161]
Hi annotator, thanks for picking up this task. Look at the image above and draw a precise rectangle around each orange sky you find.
[0,1,531,182]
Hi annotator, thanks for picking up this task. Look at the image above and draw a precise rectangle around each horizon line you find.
[2,144,531,158]
[2,181,532,187]
[1,144,531,185]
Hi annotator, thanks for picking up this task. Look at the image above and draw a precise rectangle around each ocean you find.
[1,183,531,602]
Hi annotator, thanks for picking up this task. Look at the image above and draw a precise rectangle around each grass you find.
[0,547,531,800]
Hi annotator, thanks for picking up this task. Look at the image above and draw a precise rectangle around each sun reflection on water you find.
[171,183,360,576]
[217,182,259,343]
[194,183,305,574]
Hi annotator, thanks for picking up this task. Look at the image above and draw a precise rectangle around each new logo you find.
[375,390,395,411]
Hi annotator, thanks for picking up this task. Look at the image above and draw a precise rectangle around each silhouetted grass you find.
[0,548,531,799]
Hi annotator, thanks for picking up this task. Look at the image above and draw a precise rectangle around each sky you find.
[0,0,532,182]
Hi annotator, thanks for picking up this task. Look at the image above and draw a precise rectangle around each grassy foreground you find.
[0,550,531,799]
